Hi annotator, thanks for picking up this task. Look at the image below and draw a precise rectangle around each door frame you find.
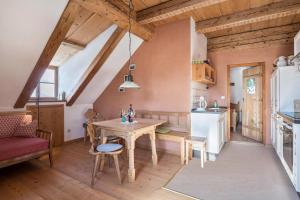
[227,62,266,144]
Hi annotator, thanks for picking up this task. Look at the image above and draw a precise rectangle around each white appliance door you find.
[279,66,300,112]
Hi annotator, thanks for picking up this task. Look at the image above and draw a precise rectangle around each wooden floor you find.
[0,140,192,200]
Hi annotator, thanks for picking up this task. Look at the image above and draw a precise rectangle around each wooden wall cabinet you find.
[27,104,64,146]
[192,63,216,85]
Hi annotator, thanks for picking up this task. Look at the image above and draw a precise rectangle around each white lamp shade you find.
[119,81,140,89]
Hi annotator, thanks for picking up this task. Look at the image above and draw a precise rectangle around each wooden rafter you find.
[66,27,126,106]
[208,23,300,46]
[207,23,298,52]
[75,0,153,41]
[14,1,79,108]
[196,0,300,33]
[137,0,228,24]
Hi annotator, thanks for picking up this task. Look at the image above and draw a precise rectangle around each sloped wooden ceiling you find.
[65,6,113,47]
[50,6,113,67]
[14,0,300,108]
[127,0,300,51]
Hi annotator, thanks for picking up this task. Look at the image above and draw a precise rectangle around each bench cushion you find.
[0,115,23,138]
[0,137,49,161]
[156,130,189,138]
[14,120,38,138]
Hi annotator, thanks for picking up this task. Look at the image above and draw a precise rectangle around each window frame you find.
[30,66,59,101]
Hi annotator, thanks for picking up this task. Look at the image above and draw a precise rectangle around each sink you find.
[207,107,221,110]
[195,108,206,111]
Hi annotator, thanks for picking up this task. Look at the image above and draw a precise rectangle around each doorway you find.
[227,62,266,144]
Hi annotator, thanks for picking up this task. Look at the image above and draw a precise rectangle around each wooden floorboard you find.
[0,140,192,200]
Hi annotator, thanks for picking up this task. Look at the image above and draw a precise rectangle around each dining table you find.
[92,118,166,183]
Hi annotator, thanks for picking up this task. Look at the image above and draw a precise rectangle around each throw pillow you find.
[14,120,38,137]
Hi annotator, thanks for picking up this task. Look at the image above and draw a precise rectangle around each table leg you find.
[185,141,189,165]
[201,149,204,168]
[180,139,185,165]
[149,130,158,167]
[84,127,87,144]
[127,137,135,183]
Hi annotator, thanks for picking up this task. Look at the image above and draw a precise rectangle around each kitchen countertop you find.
[278,112,300,124]
[191,108,228,114]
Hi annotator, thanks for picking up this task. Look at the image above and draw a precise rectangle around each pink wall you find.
[94,19,191,155]
[94,19,191,119]
[207,44,293,144]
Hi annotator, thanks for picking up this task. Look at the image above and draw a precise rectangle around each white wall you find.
[59,25,118,96]
[230,67,250,122]
[230,67,249,104]
[0,0,68,109]
[75,32,143,104]
[190,18,207,61]
[190,17,208,109]
[64,104,92,141]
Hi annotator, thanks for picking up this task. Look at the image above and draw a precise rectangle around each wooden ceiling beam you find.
[208,32,296,50]
[197,0,300,33]
[208,23,300,46]
[207,22,300,52]
[62,40,86,50]
[14,1,79,108]
[66,27,126,106]
[208,37,294,52]
[75,0,153,41]
[137,0,228,24]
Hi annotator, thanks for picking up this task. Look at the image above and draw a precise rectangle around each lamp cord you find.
[128,0,133,68]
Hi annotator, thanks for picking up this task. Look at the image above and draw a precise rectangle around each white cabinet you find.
[271,114,277,150]
[276,116,283,158]
[191,111,227,161]
[271,70,279,114]
[294,30,300,56]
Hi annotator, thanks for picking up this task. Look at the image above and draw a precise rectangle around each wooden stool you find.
[185,136,207,168]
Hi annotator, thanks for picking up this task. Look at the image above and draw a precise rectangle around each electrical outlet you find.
[221,96,225,100]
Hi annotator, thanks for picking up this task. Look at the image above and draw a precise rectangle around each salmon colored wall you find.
[207,44,293,144]
[94,19,191,119]
[94,19,191,155]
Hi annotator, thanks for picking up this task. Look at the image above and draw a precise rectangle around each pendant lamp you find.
[119,0,140,89]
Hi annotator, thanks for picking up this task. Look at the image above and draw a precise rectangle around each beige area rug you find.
[164,142,299,200]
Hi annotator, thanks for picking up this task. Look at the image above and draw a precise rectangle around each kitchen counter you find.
[278,112,300,124]
[191,109,227,161]
[191,108,228,114]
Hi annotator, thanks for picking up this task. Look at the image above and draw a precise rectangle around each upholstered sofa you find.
[0,112,53,168]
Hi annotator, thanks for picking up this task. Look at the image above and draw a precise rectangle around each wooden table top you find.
[92,118,166,132]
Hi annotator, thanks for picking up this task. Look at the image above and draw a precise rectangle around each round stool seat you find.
[96,143,122,153]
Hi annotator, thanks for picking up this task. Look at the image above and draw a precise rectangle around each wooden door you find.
[242,67,263,142]
[27,104,64,146]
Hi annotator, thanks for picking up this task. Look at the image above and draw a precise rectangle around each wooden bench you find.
[136,110,190,165]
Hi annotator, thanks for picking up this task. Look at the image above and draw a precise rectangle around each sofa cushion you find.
[14,119,37,138]
[0,137,48,161]
[0,115,24,138]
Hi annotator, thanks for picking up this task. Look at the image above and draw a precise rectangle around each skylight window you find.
[31,67,58,100]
